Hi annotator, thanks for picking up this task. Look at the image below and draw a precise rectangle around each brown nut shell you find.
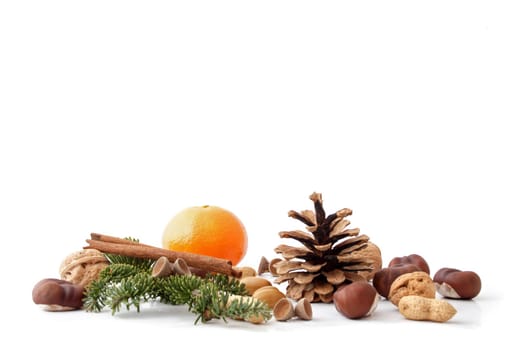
[353,242,383,281]
[252,286,286,308]
[372,263,421,298]
[295,298,313,320]
[233,266,257,279]
[240,276,272,295]
[398,295,456,322]
[433,268,482,299]
[333,282,379,319]
[388,254,430,274]
[32,278,85,311]
[273,298,295,321]
[388,271,435,306]
[59,249,109,288]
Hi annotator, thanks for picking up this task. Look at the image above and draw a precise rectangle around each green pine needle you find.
[83,253,272,324]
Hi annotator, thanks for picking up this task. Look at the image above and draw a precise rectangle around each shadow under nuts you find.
[433,267,481,299]
[333,281,379,319]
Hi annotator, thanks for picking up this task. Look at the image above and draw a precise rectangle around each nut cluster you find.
[273,298,312,321]
[369,253,482,322]
[233,266,314,323]
[32,249,110,311]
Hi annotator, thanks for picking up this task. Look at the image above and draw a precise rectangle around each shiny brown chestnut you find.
[334,282,379,319]
[32,278,85,311]
[372,263,421,298]
[433,268,482,299]
[388,254,430,274]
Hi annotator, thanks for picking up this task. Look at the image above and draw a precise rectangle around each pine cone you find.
[274,192,376,303]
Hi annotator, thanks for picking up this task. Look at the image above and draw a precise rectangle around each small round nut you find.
[239,276,272,295]
[252,286,286,308]
[233,266,257,279]
[388,254,430,274]
[59,249,109,288]
[372,263,421,298]
[433,267,482,299]
[333,282,379,319]
[388,271,436,306]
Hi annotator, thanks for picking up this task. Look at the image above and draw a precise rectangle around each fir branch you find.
[157,274,203,306]
[107,272,159,314]
[205,273,249,296]
[83,263,147,312]
[83,235,271,324]
[224,294,272,323]
[85,265,272,324]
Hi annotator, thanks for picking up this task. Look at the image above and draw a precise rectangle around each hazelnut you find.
[252,286,286,308]
[388,254,430,274]
[388,271,436,306]
[372,263,421,298]
[239,276,272,295]
[32,278,85,311]
[333,282,379,319]
[233,266,257,279]
[433,268,482,299]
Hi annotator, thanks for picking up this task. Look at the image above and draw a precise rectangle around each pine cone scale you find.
[274,193,381,303]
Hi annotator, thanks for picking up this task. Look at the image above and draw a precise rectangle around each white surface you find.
[0,1,523,348]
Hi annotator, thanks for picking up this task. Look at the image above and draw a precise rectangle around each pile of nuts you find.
[332,253,482,322]
[32,248,481,325]
[233,264,313,323]
[32,249,109,311]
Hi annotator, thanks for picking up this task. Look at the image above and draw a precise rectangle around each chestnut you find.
[32,278,85,311]
[333,282,379,319]
[433,268,481,299]
[372,263,421,298]
[388,254,430,274]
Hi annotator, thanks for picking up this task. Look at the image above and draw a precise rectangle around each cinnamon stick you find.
[85,234,240,277]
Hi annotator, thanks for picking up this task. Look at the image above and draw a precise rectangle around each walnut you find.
[353,242,382,281]
[59,249,109,288]
[388,271,435,306]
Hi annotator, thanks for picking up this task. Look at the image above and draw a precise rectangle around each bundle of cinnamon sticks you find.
[85,233,241,277]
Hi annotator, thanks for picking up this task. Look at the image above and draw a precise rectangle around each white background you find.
[0,0,523,348]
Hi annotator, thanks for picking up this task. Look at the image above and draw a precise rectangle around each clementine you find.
[162,205,248,266]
